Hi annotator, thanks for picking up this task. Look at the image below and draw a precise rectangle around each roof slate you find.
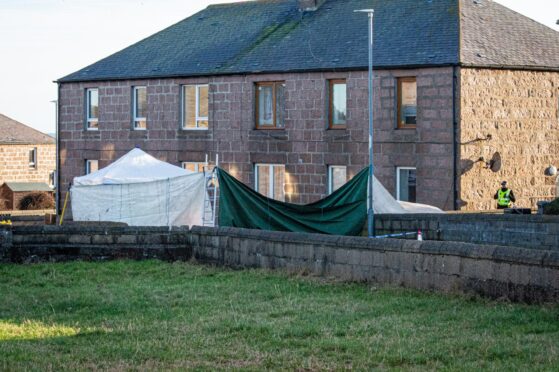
[58,0,559,83]
[2,182,53,192]
[0,114,55,145]
[460,0,559,69]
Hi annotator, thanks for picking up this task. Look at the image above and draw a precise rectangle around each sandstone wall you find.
[58,67,455,212]
[0,144,55,210]
[459,68,559,210]
[0,144,55,186]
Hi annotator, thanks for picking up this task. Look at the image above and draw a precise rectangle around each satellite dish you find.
[545,165,557,177]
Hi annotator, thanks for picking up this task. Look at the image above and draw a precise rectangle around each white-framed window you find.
[133,86,147,130]
[28,147,37,168]
[396,167,417,202]
[85,159,99,175]
[86,88,99,130]
[255,164,285,201]
[182,162,206,173]
[328,165,347,194]
[182,84,209,130]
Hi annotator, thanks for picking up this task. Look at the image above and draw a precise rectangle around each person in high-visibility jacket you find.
[493,181,516,209]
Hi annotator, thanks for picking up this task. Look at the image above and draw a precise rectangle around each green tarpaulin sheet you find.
[216,167,368,236]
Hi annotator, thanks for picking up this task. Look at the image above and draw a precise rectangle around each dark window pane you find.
[88,89,99,119]
[135,87,147,118]
[258,85,274,126]
[398,168,416,202]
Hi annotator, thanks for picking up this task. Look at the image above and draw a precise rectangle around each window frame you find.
[28,147,37,169]
[255,81,285,130]
[396,166,417,202]
[132,86,147,130]
[85,88,99,131]
[328,79,347,129]
[396,77,417,129]
[254,163,285,201]
[327,165,347,194]
[181,161,206,173]
[181,84,209,130]
[85,159,99,175]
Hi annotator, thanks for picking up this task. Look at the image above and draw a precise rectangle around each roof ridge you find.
[487,0,559,34]
[0,113,53,143]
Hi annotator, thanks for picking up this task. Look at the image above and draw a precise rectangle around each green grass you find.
[0,261,558,370]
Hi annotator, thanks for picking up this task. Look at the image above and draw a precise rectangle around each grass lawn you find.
[0,261,558,370]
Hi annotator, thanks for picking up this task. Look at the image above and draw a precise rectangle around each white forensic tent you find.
[71,148,208,226]
[371,176,444,214]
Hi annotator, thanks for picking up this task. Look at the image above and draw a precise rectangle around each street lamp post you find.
[355,8,375,237]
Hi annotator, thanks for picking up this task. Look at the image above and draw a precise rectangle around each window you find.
[397,167,417,202]
[255,82,285,129]
[86,88,99,130]
[255,164,285,201]
[397,77,417,128]
[28,148,37,168]
[85,160,99,175]
[182,162,206,173]
[182,85,209,130]
[133,86,147,130]
[328,166,347,194]
[329,80,347,128]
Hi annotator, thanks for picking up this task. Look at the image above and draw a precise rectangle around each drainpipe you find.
[55,84,60,215]
[452,66,458,210]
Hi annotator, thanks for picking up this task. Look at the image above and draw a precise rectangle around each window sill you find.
[324,129,350,142]
[254,127,286,131]
[250,129,288,141]
[180,128,209,132]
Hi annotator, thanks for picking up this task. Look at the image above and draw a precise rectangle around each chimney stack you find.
[298,0,326,12]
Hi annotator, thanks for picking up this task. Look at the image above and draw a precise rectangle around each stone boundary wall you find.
[375,214,559,252]
[1,225,558,303]
[375,214,559,251]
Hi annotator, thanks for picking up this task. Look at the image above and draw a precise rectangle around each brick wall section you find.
[375,213,559,251]
[0,144,55,210]
[459,68,559,210]
[0,144,55,185]
[2,225,558,303]
[58,67,455,212]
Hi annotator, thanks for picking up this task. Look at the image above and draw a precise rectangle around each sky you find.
[0,0,558,134]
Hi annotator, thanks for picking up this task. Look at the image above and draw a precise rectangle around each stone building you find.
[56,0,559,213]
[0,114,55,210]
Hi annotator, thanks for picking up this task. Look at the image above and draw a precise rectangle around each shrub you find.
[18,192,55,210]
[543,198,559,215]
